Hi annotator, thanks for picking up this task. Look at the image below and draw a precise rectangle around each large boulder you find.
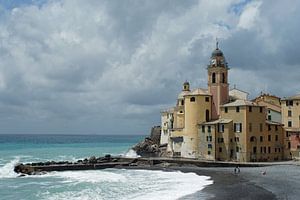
[132,126,161,157]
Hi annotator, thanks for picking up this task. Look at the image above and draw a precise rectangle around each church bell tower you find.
[208,41,229,119]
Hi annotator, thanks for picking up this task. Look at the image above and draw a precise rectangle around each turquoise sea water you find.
[0,134,212,200]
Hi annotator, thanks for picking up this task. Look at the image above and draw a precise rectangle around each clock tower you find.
[208,42,229,119]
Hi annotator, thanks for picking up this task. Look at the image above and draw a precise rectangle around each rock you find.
[89,156,97,163]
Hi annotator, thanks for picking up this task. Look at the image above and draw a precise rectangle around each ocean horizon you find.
[0,134,213,200]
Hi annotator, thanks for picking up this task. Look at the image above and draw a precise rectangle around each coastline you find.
[122,162,300,200]
[14,155,300,200]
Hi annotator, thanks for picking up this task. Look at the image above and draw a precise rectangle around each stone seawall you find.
[14,156,270,176]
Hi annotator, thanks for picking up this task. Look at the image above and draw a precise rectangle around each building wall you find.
[160,112,169,145]
[267,109,281,123]
[208,67,229,119]
[220,106,248,161]
[281,99,300,128]
[198,125,216,160]
[182,95,211,157]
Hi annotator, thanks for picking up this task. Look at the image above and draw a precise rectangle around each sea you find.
[0,134,213,200]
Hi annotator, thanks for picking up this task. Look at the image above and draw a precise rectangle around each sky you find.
[0,0,299,135]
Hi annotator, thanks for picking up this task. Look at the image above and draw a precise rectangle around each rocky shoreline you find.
[14,154,272,176]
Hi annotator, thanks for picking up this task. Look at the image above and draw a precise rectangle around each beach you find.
[174,163,300,200]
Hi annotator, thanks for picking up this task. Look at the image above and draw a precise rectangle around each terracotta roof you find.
[199,119,232,125]
[222,99,260,107]
[282,94,300,100]
[284,128,300,132]
[266,121,283,125]
[178,88,210,98]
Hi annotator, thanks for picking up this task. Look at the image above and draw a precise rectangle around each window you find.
[286,132,289,137]
[260,107,263,113]
[219,147,222,152]
[260,147,263,153]
[275,125,278,131]
[253,147,257,154]
[288,142,291,149]
[190,97,195,102]
[236,106,240,113]
[275,135,278,141]
[206,110,210,122]
[205,97,209,102]
[202,126,205,133]
[268,135,271,141]
[249,106,252,112]
[222,73,225,83]
[208,151,211,155]
[225,107,228,113]
[235,137,239,142]
[250,136,256,142]
[286,100,293,106]
[288,121,292,127]
[275,148,277,153]
[268,115,272,121]
[181,100,184,105]
[268,125,271,131]
[234,123,242,132]
[208,144,212,149]
[218,138,224,143]
[236,146,239,152]
[218,124,224,133]
[206,136,212,142]
[260,136,263,142]
[212,73,216,83]
[208,126,211,133]
[288,110,292,117]
[260,123,263,132]
[249,123,252,132]
[268,147,271,153]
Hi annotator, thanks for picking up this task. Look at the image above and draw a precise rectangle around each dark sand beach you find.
[176,163,300,200]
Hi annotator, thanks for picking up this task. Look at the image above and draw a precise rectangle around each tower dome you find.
[209,40,228,68]
[211,48,223,57]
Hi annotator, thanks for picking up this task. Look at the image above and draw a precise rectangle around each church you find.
[160,43,292,162]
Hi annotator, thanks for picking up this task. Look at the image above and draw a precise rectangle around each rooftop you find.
[222,99,260,107]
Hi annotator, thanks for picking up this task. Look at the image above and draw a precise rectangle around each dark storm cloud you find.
[0,0,299,134]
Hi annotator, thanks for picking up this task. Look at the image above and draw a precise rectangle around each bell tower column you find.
[207,42,229,120]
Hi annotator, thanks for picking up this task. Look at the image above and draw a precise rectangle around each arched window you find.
[212,73,216,83]
[190,97,195,102]
[222,73,226,83]
[205,110,210,122]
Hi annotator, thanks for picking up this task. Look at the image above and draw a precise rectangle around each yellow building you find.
[160,43,288,162]
[281,94,300,158]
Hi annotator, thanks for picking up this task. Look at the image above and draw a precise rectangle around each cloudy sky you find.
[0,0,299,135]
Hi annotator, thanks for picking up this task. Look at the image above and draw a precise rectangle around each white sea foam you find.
[123,149,140,158]
[46,170,126,183]
[0,157,19,178]
[40,169,213,200]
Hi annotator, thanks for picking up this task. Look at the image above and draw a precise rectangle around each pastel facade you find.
[281,94,300,158]
[160,44,289,162]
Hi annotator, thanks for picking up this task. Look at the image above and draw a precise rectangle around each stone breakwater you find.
[14,155,270,176]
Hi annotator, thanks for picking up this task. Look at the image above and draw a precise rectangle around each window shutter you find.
[240,123,242,132]
[234,123,236,132]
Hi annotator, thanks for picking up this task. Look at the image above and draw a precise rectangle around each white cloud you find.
[237,1,262,30]
[0,0,299,134]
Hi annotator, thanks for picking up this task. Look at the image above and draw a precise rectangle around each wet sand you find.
[176,164,300,200]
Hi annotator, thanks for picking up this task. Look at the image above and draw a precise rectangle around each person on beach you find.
[234,166,240,174]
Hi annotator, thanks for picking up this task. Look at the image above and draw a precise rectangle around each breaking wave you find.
[38,169,213,200]
[122,149,140,158]
[0,157,19,178]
